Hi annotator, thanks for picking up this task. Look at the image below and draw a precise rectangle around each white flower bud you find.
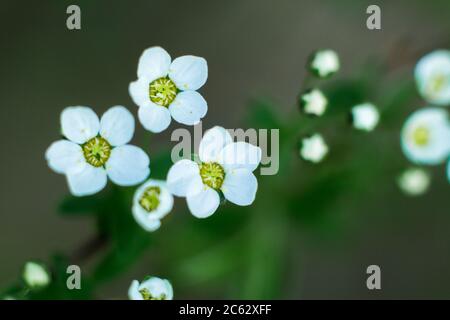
[397,168,430,196]
[300,134,328,163]
[309,49,340,78]
[351,103,380,131]
[300,89,328,116]
[23,261,50,289]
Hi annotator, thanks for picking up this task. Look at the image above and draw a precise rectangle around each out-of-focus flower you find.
[400,108,450,165]
[447,159,450,183]
[309,49,340,78]
[397,167,430,196]
[128,277,173,300]
[351,103,380,131]
[300,134,328,163]
[132,180,173,232]
[167,126,261,218]
[23,261,50,289]
[46,106,150,196]
[129,46,208,133]
[415,50,450,106]
[299,88,328,116]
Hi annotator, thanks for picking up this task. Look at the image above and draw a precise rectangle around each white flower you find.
[351,103,380,131]
[300,134,328,163]
[128,277,173,300]
[132,179,173,232]
[400,108,450,165]
[415,50,450,106]
[300,89,328,116]
[309,49,340,78]
[46,106,150,196]
[167,126,261,218]
[23,262,50,288]
[129,46,208,133]
[397,167,430,196]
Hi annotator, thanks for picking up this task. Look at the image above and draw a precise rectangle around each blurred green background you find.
[0,0,449,299]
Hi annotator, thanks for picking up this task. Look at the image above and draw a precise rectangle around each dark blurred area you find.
[0,0,449,299]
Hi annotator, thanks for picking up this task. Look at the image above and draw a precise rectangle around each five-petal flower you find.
[128,277,173,300]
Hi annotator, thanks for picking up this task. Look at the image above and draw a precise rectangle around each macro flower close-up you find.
[129,46,208,133]
[45,106,150,196]
[167,126,261,218]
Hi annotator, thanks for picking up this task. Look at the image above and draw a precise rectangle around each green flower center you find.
[139,186,161,212]
[149,77,177,107]
[82,137,112,167]
[428,73,448,95]
[199,162,225,190]
[139,288,166,300]
[412,126,430,146]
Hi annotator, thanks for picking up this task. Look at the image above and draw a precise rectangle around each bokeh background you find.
[1,0,449,299]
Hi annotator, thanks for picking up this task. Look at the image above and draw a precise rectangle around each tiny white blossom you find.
[309,49,340,78]
[397,167,430,196]
[351,103,380,131]
[400,108,450,165]
[46,106,150,196]
[300,134,328,163]
[23,262,50,288]
[128,277,173,300]
[415,50,450,106]
[167,126,261,218]
[300,89,328,116]
[129,46,208,133]
[132,180,173,232]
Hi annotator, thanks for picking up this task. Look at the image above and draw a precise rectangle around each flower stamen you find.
[200,162,225,190]
[82,137,112,167]
[139,288,166,300]
[412,126,430,146]
[149,77,177,107]
[139,186,161,212]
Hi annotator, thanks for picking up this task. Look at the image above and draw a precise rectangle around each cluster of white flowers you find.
[44,46,267,300]
[398,50,450,194]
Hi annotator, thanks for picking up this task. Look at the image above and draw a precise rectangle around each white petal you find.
[128,280,143,300]
[67,165,107,197]
[132,213,161,232]
[300,134,329,163]
[169,91,207,126]
[186,185,220,218]
[218,142,262,172]
[129,78,150,108]
[61,106,100,144]
[169,55,208,91]
[351,103,380,131]
[166,159,202,197]
[133,179,174,223]
[137,47,171,82]
[199,126,233,163]
[221,169,258,206]
[99,106,135,147]
[138,104,171,133]
[45,140,86,174]
[106,145,150,186]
